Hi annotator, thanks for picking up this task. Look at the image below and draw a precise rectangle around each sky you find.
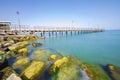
[0,0,120,29]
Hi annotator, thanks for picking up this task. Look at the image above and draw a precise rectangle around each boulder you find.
[32,43,42,47]
[6,73,22,80]
[33,49,51,61]
[8,41,29,51]
[18,48,29,56]
[107,64,120,80]
[51,57,69,72]
[13,58,30,69]
[84,64,110,80]
[21,61,46,80]
[0,67,18,80]
[49,54,59,61]
[0,54,8,70]
[39,36,45,39]
[51,56,81,80]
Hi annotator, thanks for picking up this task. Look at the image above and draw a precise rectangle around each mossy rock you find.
[51,56,81,80]
[107,64,120,80]
[33,49,51,61]
[8,41,29,51]
[84,64,111,80]
[13,58,30,69]
[49,55,59,61]
[21,61,46,80]
[18,48,29,56]
[0,67,19,80]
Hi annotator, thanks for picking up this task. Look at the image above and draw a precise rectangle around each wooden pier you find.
[0,27,105,36]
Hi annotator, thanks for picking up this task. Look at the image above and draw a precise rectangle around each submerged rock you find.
[83,64,111,80]
[0,54,8,70]
[33,49,51,61]
[51,57,81,80]
[6,73,22,80]
[0,67,18,80]
[13,58,30,69]
[32,42,42,47]
[39,36,45,39]
[49,55,59,61]
[18,48,29,56]
[21,61,46,80]
[107,64,120,80]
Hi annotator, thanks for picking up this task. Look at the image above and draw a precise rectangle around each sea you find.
[28,30,120,66]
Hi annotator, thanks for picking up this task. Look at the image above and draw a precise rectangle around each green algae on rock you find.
[13,58,30,69]
[0,67,19,80]
[107,64,120,80]
[84,64,111,80]
[51,57,81,80]
[8,41,29,51]
[21,61,46,80]
[18,48,30,56]
[33,49,51,61]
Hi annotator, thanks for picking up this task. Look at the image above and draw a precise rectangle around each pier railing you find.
[0,25,105,35]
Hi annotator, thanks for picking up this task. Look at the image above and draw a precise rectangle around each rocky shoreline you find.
[0,34,120,80]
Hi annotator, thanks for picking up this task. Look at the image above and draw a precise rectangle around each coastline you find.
[0,34,120,80]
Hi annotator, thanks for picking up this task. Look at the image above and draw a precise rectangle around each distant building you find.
[0,21,11,30]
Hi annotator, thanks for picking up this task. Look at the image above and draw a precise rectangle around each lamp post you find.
[16,11,21,32]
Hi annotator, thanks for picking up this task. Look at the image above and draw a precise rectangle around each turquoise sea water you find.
[29,30,120,66]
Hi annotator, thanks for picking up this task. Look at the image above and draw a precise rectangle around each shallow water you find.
[29,30,120,66]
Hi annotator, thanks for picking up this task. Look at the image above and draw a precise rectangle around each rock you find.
[5,51,16,59]
[0,67,18,80]
[108,64,115,70]
[51,56,81,80]
[32,42,42,47]
[84,64,110,80]
[39,36,45,39]
[49,55,58,61]
[21,61,46,80]
[13,58,30,69]
[33,49,51,61]
[0,50,5,54]
[0,54,8,70]
[107,64,120,80]
[56,65,80,80]
[51,57,69,72]
[8,41,29,51]
[6,73,22,80]
[18,48,29,56]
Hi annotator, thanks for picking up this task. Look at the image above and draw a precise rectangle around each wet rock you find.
[39,36,45,39]
[0,50,5,54]
[51,57,69,72]
[51,57,81,80]
[49,54,59,61]
[0,67,18,80]
[5,51,16,59]
[21,61,46,80]
[13,58,30,69]
[18,48,29,56]
[8,41,29,51]
[107,64,120,80]
[6,73,22,80]
[84,64,111,80]
[32,42,42,47]
[33,49,51,61]
[0,54,8,70]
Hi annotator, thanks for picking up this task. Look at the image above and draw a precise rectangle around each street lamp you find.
[16,11,21,31]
